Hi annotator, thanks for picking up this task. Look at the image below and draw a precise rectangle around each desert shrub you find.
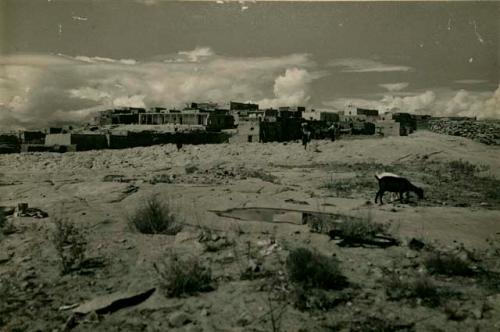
[287,247,347,290]
[292,287,352,311]
[424,252,476,277]
[244,169,278,184]
[447,159,478,179]
[154,252,214,297]
[52,217,87,274]
[349,316,415,332]
[485,184,500,201]
[129,196,182,235]
[336,217,389,243]
[385,274,445,307]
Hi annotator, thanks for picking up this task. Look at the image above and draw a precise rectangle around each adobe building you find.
[139,111,209,126]
[344,105,380,122]
[229,119,260,143]
[94,107,146,126]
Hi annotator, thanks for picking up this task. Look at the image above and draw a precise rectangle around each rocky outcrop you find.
[429,119,500,145]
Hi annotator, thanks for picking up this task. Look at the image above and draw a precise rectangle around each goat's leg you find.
[399,191,404,202]
[377,190,384,205]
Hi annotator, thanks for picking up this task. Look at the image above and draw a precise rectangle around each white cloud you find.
[379,82,409,92]
[381,91,436,112]
[0,48,320,129]
[177,47,214,62]
[259,68,316,108]
[328,58,413,73]
[324,86,500,119]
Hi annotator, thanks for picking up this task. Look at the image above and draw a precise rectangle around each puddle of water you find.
[212,207,352,225]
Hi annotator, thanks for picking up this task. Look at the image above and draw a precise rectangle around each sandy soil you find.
[1,130,499,331]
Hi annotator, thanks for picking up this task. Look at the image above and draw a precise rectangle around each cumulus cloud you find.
[259,68,318,108]
[328,58,413,73]
[442,88,499,119]
[379,82,409,92]
[381,91,436,113]
[324,85,500,119]
[0,48,320,129]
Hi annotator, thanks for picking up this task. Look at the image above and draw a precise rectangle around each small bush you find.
[52,217,87,274]
[129,196,182,235]
[448,160,478,179]
[287,247,347,290]
[336,218,389,243]
[349,316,415,332]
[154,252,214,297]
[424,252,476,277]
[292,287,352,311]
[385,274,444,307]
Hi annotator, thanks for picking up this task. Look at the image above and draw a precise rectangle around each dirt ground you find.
[1,130,499,332]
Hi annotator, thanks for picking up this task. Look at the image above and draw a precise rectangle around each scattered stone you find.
[471,306,483,320]
[236,312,251,327]
[0,252,12,264]
[284,198,309,205]
[122,184,139,194]
[175,231,196,243]
[103,174,128,182]
[408,238,426,251]
[168,311,191,327]
[429,119,500,146]
[58,303,79,311]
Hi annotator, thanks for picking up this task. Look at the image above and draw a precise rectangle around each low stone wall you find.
[108,130,231,149]
[428,119,500,145]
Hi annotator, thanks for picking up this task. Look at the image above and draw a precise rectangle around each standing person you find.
[328,123,336,142]
[301,122,311,150]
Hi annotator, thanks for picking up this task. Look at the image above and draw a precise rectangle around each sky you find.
[0,0,499,129]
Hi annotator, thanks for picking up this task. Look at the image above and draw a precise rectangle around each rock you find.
[175,231,196,243]
[236,312,251,327]
[169,311,191,327]
[487,294,500,312]
[184,324,202,332]
[0,252,12,264]
[408,238,426,251]
[471,307,483,320]
[405,251,418,259]
[200,308,209,317]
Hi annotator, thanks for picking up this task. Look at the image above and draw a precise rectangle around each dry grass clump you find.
[287,247,349,311]
[154,252,214,297]
[424,252,476,277]
[447,159,479,179]
[129,196,182,235]
[52,217,87,274]
[324,175,376,198]
[287,247,347,290]
[385,273,448,308]
[349,316,415,332]
[335,218,389,243]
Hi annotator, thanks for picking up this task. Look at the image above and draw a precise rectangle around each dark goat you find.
[374,174,424,204]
